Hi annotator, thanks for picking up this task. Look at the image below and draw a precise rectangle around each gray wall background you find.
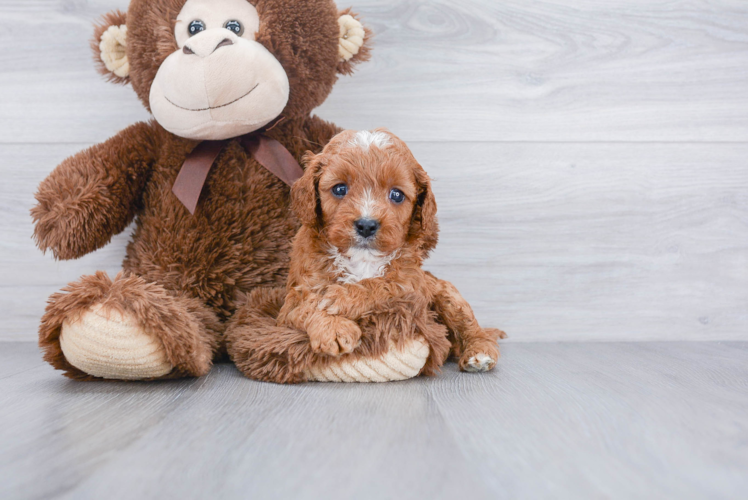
[1,0,746,341]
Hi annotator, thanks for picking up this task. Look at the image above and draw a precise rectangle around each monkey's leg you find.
[39,271,220,380]
[226,288,432,383]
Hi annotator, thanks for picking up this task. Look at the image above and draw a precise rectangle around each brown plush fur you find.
[121,0,370,115]
[33,0,371,380]
[39,271,221,380]
[224,130,504,383]
[226,287,452,384]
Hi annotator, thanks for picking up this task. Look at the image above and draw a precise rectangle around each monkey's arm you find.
[32,121,160,260]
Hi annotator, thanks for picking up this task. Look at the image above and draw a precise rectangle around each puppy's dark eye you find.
[332,184,348,198]
[389,188,405,204]
[224,20,243,36]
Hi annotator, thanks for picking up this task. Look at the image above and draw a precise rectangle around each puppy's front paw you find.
[459,340,500,373]
[308,315,362,357]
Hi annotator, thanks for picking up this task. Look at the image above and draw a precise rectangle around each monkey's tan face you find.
[149,0,290,140]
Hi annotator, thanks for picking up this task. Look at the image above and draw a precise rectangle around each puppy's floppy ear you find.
[337,9,372,76]
[408,165,439,255]
[292,152,325,230]
[92,10,130,84]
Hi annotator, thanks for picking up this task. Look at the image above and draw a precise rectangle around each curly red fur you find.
[225,130,503,383]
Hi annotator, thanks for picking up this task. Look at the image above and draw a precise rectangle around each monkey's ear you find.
[91,10,130,84]
[291,152,325,230]
[337,9,372,76]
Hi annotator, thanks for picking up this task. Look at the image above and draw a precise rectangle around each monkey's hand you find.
[32,122,158,260]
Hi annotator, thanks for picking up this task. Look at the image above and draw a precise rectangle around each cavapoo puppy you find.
[225,129,505,383]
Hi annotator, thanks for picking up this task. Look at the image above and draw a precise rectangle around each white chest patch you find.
[328,247,396,284]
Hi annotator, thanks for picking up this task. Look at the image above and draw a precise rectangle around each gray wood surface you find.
[2,0,748,143]
[1,341,747,500]
[0,1,747,340]
[2,141,746,341]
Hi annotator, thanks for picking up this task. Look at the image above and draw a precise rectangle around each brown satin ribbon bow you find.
[172,134,304,214]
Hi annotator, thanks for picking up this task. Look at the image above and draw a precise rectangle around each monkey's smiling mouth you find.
[164,83,259,112]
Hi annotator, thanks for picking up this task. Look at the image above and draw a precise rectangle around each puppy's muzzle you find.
[354,218,379,238]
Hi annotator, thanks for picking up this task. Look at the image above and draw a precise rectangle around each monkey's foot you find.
[40,272,219,380]
[304,336,430,383]
[60,304,172,380]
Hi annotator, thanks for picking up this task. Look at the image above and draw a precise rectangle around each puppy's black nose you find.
[355,218,380,238]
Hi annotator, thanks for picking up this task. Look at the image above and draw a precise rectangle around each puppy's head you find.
[292,128,438,257]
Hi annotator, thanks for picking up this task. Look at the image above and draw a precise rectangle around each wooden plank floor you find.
[1,341,747,500]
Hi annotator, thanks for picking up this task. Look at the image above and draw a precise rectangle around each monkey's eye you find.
[188,20,205,36]
[389,188,405,204]
[224,20,243,36]
[332,184,348,198]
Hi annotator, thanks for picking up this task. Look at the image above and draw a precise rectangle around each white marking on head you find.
[349,130,391,150]
[328,247,397,284]
[358,188,376,219]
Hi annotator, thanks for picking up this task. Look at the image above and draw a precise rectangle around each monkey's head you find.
[93,0,371,140]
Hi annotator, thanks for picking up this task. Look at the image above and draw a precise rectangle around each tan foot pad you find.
[59,304,172,380]
[304,336,430,383]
